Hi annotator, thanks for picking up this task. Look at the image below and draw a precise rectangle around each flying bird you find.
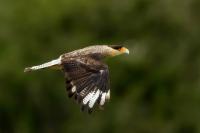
[24,45,129,113]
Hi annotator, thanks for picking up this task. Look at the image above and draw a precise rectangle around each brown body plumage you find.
[24,45,129,113]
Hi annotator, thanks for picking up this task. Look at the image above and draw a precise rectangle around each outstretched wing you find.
[62,57,110,113]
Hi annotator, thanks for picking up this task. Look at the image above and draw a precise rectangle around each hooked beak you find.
[120,47,129,54]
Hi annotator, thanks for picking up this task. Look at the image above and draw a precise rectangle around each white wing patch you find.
[83,91,95,105]
[89,89,100,108]
[82,89,110,108]
[105,90,110,100]
[71,86,76,93]
[100,92,106,106]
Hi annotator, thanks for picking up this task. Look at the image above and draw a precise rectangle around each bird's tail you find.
[24,57,62,73]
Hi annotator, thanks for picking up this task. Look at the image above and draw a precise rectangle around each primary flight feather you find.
[24,45,129,113]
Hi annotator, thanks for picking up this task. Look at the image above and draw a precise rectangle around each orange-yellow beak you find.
[119,47,129,54]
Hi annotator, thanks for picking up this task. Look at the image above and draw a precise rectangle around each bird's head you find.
[83,45,129,58]
[108,45,129,56]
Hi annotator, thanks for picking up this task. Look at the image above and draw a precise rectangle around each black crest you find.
[110,45,123,50]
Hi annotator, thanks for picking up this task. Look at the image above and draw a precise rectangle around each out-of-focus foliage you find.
[0,0,200,133]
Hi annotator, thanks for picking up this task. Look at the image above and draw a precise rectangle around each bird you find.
[24,45,129,113]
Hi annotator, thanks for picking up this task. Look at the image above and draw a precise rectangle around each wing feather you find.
[62,57,110,113]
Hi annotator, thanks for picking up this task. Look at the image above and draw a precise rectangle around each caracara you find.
[24,45,129,113]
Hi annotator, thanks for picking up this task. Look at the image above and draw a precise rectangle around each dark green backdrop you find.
[0,0,200,133]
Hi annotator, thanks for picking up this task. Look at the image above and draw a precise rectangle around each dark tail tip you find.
[24,67,32,73]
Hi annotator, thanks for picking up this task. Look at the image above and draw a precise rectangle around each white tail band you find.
[24,57,61,72]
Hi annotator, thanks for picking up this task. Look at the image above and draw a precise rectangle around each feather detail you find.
[24,57,62,72]
[63,58,110,113]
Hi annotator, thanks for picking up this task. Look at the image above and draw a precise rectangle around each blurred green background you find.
[0,0,200,133]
